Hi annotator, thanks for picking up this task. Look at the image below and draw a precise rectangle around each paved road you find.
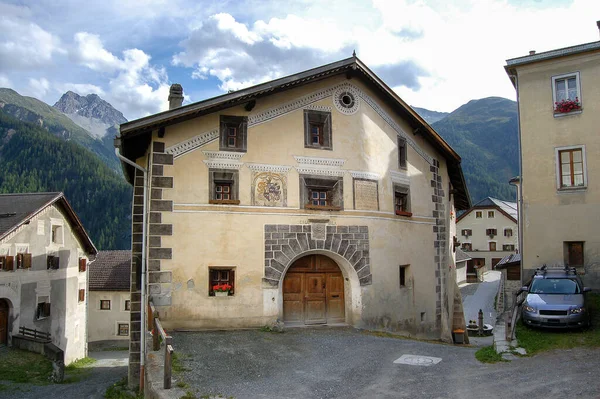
[0,350,128,398]
[461,271,501,326]
[172,327,600,399]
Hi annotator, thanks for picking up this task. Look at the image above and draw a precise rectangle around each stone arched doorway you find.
[0,299,9,345]
[282,254,345,325]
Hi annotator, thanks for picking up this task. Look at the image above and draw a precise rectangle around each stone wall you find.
[263,223,371,286]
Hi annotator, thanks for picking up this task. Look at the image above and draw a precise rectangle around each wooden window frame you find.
[1,255,14,271]
[16,253,32,269]
[303,110,332,150]
[475,211,482,218]
[79,258,87,272]
[556,146,587,190]
[36,298,51,320]
[488,211,495,218]
[502,244,515,251]
[219,115,247,152]
[462,229,472,237]
[489,242,497,251]
[209,169,240,205]
[504,228,513,237]
[394,184,411,217]
[399,265,409,287]
[46,255,59,270]
[398,136,407,169]
[124,300,131,311]
[100,300,111,310]
[486,228,497,237]
[300,175,343,211]
[118,323,130,336]
[209,267,235,297]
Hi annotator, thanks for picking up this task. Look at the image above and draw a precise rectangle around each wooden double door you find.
[283,255,345,325]
[0,299,8,345]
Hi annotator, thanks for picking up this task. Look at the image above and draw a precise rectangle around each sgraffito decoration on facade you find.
[252,172,287,207]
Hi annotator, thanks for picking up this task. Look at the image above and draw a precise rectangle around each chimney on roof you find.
[168,84,183,110]
[529,50,536,55]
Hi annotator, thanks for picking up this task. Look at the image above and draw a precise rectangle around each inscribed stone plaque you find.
[354,179,379,210]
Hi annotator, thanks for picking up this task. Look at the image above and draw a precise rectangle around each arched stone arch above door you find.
[263,223,372,287]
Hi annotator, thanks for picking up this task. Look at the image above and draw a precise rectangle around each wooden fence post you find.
[164,336,173,389]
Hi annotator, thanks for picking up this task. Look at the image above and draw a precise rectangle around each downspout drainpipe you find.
[114,147,147,394]
[509,73,524,287]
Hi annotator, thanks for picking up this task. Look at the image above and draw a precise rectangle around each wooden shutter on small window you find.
[229,269,235,295]
[23,253,32,269]
[43,302,51,317]
[79,258,87,272]
[5,256,14,271]
[0,256,5,270]
[78,289,85,302]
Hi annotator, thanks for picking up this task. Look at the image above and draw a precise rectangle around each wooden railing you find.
[19,326,51,341]
[149,302,174,389]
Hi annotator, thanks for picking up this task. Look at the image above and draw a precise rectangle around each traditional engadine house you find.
[0,192,96,364]
[88,250,131,342]
[116,56,471,383]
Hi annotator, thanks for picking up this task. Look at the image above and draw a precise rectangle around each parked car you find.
[521,266,592,329]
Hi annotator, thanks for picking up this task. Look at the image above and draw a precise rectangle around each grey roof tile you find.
[89,250,131,291]
[0,192,61,237]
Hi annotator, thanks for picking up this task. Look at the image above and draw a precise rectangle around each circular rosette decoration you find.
[333,85,360,115]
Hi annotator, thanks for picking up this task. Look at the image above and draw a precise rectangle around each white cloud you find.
[27,77,50,98]
[0,15,65,71]
[0,74,12,88]
[69,31,170,119]
[55,83,106,96]
[72,32,121,73]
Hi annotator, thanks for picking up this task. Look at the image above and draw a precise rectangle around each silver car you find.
[521,268,591,329]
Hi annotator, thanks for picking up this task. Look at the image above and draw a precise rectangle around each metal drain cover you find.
[393,354,442,367]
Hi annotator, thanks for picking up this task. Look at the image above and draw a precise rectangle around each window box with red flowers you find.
[212,283,233,297]
[554,98,582,115]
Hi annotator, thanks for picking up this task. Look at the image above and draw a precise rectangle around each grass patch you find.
[62,357,97,383]
[516,293,600,355]
[172,352,190,373]
[0,348,53,384]
[475,346,505,363]
[104,377,143,399]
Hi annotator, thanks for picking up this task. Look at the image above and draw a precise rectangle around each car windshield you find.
[530,278,580,294]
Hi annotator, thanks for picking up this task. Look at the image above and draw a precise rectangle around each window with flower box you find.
[209,267,235,296]
[502,244,515,251]
[552,72,581,115]
[504,228,513,237]
[300,175,343,211]
[394,185,411,217]
[461,243,472,251]
[461,229,472,237]
[209,169,240,205]
[556,146,587,189]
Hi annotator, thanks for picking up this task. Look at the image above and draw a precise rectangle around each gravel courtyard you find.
[172,326,600,399]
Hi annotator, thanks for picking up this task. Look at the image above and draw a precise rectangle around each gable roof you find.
[116,56,471,210]
[455,248,471,263]
[0,192,97,255]
[495,253,521,269]
[457,197,517,223]
[89,250,131,291]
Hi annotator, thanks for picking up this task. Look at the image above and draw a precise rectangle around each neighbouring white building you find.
[456,197,518,282]
[0,192,96,364]
[88,250,131,342]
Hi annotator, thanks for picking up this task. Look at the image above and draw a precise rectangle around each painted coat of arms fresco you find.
[252,172,287,207]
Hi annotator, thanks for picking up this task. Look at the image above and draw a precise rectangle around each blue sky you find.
[0,0,598,120]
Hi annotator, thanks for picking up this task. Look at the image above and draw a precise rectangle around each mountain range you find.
[0,87,518,249]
